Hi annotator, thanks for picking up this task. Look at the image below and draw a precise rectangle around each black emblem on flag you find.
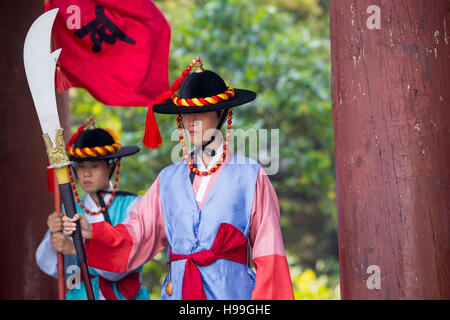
[74,5,136,53]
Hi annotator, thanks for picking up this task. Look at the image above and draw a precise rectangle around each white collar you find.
[83,181,113,211]
[195,142,224,172]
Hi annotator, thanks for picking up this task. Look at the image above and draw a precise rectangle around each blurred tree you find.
[70,0,336,298]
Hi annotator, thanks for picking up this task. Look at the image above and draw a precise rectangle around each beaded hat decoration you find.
[67,116,139,161]
[66,117,139,215]
[176,108,233,177]
[142,57,257,149]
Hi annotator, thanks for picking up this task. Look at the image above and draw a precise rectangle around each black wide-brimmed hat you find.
[67,117,139,162]
[142,57,257,148]
[152,60,256,114]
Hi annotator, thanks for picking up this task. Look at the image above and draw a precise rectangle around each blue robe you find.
[159,154,260,299]
[36,190,150,300]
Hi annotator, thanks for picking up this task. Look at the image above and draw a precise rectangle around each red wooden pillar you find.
[330,0,450,299]
[0,0,71,299]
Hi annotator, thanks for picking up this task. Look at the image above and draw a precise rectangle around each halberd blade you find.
[24,8,61,145]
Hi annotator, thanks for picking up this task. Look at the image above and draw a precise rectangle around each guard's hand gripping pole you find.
[44,129,95,300]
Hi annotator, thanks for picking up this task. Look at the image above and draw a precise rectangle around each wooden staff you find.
[53,172,65,300]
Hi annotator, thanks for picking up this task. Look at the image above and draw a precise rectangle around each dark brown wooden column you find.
[330,0,450,299]
[0,0,71,299]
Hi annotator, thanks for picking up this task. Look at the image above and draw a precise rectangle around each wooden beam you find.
[330,0,450,299]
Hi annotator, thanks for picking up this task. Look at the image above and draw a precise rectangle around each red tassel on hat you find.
[142,90,173,149]
[142,104,162,149]
[66,116,92,149]
[142,59,197,149]
[170,69,190,92]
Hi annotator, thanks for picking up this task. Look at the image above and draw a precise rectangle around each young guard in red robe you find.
[64,58,294,300]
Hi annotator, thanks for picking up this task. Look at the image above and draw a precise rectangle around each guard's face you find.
[73,160,112,194]
[181,111,221,146]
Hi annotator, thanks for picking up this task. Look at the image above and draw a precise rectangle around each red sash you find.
[169,223,248,300]
[84,272,141,300]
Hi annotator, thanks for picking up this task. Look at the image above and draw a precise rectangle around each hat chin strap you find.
[189,109,229,159]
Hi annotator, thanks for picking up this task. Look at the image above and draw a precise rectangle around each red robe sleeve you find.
[249,168,294,300]
[84,175,166,273]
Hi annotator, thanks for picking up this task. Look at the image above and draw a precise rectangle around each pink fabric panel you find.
[249,168,286,259]
[122,175,167,271]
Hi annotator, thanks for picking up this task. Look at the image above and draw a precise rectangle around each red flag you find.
[45,0,171,106]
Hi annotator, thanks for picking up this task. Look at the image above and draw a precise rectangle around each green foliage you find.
[70,0,337,299]
[292,267,340,300]
[141,251,167,300]
[288,250,340,300]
